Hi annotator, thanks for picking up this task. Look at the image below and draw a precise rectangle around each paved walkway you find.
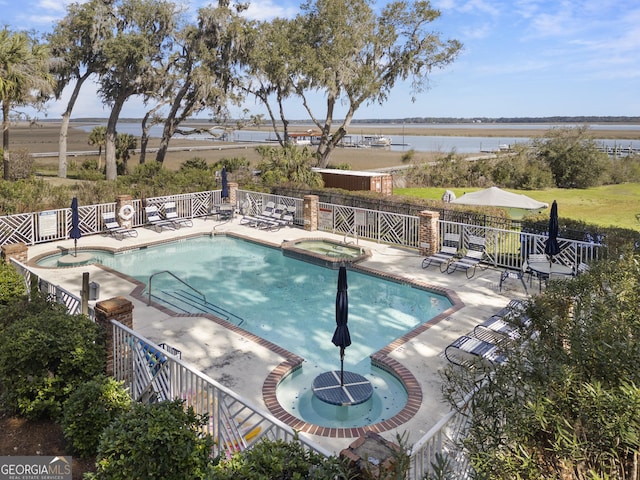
[25,217,529,454]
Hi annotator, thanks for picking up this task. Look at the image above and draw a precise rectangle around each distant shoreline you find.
[19,119,640,141]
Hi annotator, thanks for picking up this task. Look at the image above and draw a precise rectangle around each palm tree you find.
[0,28,54,179]
[88,126,107,171]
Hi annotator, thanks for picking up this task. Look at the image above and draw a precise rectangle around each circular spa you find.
[35,248,111,268]
[32,235,453,432]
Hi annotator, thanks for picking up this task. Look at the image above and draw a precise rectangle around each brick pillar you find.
[418,210,440,256]
[95,296,134,376]
[303,195,319,231]
[340,432,402,479]
[228,182,238,206]
[115,195,134,228]
[1,242,28,264]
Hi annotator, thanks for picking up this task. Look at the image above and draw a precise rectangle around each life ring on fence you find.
[118,204,135,221]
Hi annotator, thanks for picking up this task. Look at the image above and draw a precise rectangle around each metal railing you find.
[1,189,604,270]
[111,320,331,458]
[148,270,206,306]
[10,258,95,319]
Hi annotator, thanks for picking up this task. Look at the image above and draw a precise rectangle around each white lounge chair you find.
[445,335,507,367]
[473,300,531,343]
[163,201,193,228]
[446,235,486,278]
[422,233,460,272]
[145,205,178,232]
[101,211,138,240]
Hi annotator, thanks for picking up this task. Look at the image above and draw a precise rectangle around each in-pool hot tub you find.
[280,238,370,268]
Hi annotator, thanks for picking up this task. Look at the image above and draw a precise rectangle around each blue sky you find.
[3,0,639,120]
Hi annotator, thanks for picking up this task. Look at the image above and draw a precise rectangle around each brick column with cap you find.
[115,195,134,228]
[1,242,28,264]
[95,297,134,376]
[228,182,238,206]
[418,210,440,257]
[340,432,402,479]
[303,195,318,231]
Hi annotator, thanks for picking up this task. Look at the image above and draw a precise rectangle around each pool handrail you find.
[148,270,206,306]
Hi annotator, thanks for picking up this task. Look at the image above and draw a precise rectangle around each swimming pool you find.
[34,235,453,429]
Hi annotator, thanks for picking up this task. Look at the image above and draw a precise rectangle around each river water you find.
[75,122,640,154]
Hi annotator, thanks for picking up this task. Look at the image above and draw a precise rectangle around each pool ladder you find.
[147,270,244,326]
[148,270,205,306]
[344,224,358,245]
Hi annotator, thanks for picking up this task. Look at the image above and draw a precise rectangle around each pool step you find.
[152,289,245,326]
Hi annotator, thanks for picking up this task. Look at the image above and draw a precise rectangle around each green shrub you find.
[180,157,210,171]
[90,400,214,480]
[0,261,26,306]
[5,149,34,180]
[212,436,350,479]
[61,375,132,458]
[0,305,105,419]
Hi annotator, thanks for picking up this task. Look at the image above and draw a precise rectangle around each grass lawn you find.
[395,184,640,231]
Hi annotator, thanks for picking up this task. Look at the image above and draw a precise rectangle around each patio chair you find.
[444,335,507,367]
[446,235,486,278]
[524,253,548,286]
[145,205,178,232]
[421,233,460,272]
[163,201,193,228]
[499,261,529,294]
[101,211,138,240]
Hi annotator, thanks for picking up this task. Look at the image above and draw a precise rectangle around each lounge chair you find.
[445,335,507,367]
[240,202,287,231]
[422,233,460,272]
[446,235,486,278]
[273,205,296,227]
[473,300,530,343]
[101,211,138,240]
[163,201,193,228]
[145,205,178,232]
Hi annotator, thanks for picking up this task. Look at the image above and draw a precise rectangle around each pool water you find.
[36,236,452,427]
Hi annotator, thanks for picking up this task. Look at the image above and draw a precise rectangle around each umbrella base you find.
[57,253,95,267]
[312,371,372,406]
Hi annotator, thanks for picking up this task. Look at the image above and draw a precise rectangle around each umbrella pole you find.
[340,347,345,386]
[74,239,78,257]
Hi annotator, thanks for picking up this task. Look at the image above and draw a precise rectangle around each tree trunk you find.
[58,114,70,178]
[58,72,91,178]
[2,101,10,180]
[155,128,172,164]
[105,98,124,181]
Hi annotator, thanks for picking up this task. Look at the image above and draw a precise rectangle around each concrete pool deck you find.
[25,217,529,454]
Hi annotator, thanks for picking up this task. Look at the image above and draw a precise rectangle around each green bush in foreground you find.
[212,436,351,480]
[0,304,105,419]
[61,375,132,458]
[90,400,215,480]
[0,261,26,306]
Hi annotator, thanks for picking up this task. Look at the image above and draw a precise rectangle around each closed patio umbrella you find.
[69,197,81,256]
[331,265,351,386]
[544,200,561,263]
[221,167,229,201]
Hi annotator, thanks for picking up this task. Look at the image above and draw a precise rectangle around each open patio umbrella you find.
[544,200,561,263]
[331,265,351,386]
[69,197,81,256]
[221,167,229,201]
